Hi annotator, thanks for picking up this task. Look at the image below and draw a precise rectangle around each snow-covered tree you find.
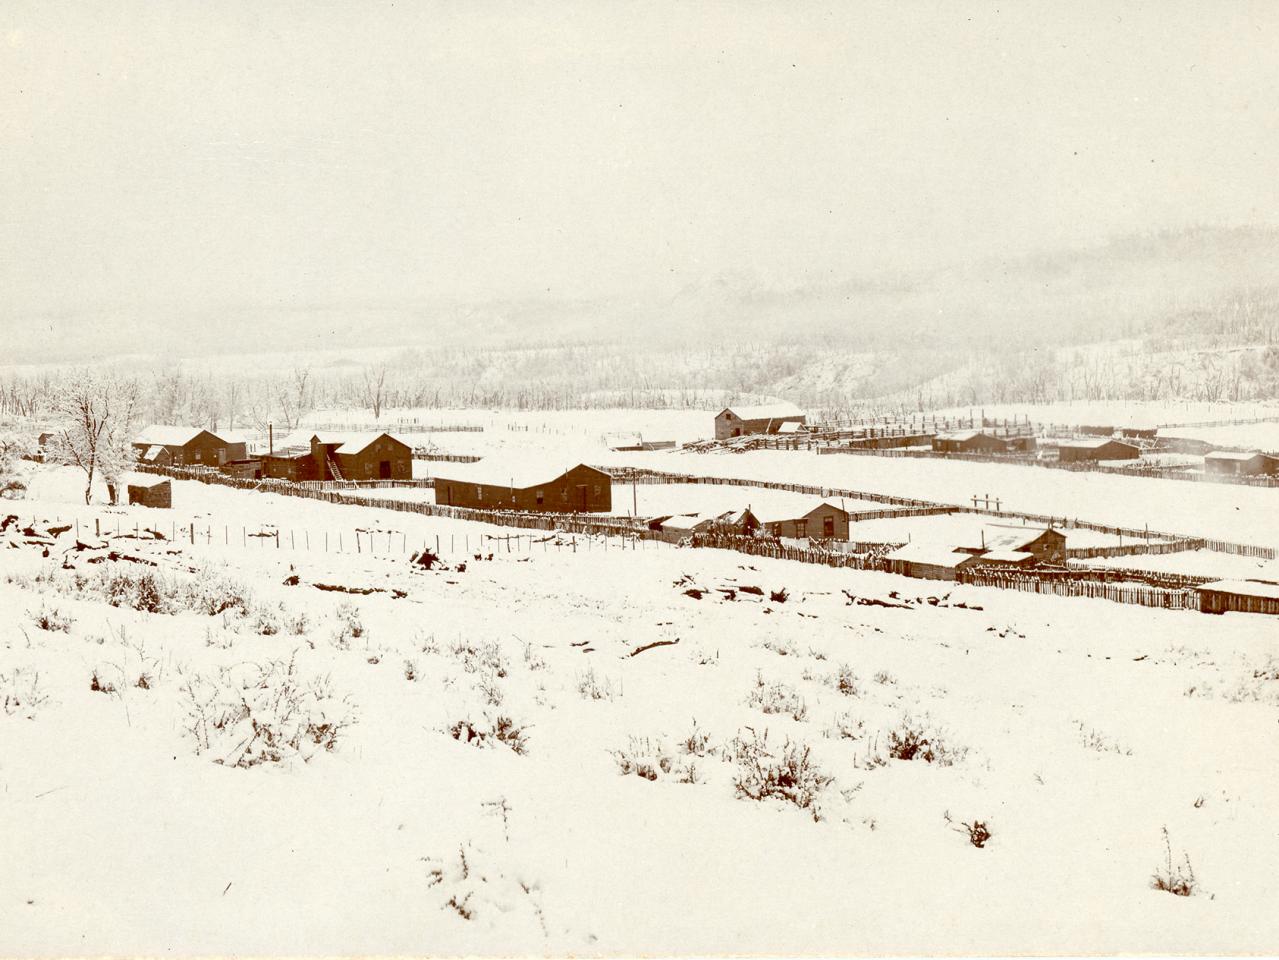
[50,373,142,505]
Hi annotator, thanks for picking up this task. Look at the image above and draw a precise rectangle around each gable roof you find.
[1204,450,1265,462]
[754,500,848,525]
[971,523,1060,553]
[719,402,805,421]
[134,425,209,447]
[433,455,606,490]
[1057,438,1135,450]
[274,430,409,456]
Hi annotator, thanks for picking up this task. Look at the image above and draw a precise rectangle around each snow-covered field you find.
[3,462,1279,955]
[924,400,1279,430]
[593,449,1279,547]
[846,512,1135,549]
[1159,423,1279,453]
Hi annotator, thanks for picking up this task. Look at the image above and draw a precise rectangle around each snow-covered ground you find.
[924,400,1279,430]
[1159,423,1279,453]
[3,463,1279,955]
[591,449,1279,547]
[1083,549,1279,583]
[846,512,1135,549]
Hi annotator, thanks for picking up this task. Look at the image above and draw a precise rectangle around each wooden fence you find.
[957,567,1201,610]
[136,464,660,540]
[598,465,1278,560]
[1065,538,1203,560]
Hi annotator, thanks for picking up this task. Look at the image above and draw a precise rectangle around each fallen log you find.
[629,638,680,657]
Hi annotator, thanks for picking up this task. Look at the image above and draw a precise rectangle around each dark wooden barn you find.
[133,426,248,468]
[958,524,1067,565]
[433,459,612,513]
[262,432,411,482]
[714,403,806,441]
[1203,451,1275,477]
[932,430,1013,455]
[756,500,850,540]
[1055,438,1140,463]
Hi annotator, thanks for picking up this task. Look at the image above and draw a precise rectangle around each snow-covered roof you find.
[777,421,803,434]
[275,430,408,455]
[1197,579,1279,600]
[134,424,208,447]
[1204,450,1265,461]
[754,500,846,525]
[977,524,1058,552]
[660,514,710,531]
[433,455,601,490]
[886,543,974,568]
[936,430,987,442]
[719,403,805,421]
[1056,438,1131,449]
[605,432,643,448]
[141,445,167,462]
[126,473,169,488]
[978,549,1036,564]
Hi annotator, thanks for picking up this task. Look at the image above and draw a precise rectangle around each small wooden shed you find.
[127,476,172,509]
[1197,579,1279,616]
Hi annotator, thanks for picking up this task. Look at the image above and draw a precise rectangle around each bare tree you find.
[51,373,141,505]
[276,364,313,431]
[362,364,388,421]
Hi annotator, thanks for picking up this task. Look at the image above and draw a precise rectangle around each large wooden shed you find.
[885,543,976,581]
[262,431,411,482]
[433,458,612,513]
[1055,438,1140,463]
[1203,451,1275,477]
[714,403,806,441]
[133,425,248,467]
[931,430,1013,455]
[958,524,1067,565]
[756,500,850,541]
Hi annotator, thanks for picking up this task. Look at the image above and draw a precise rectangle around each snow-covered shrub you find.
[180,568,252,617]
[761,636,798,657]
[1076,722,1133,756]
[180,657,356,767]
[746,672,808,722]
[522,641,546,671]
[282,610,310,636]
[576,664,616,701]
[29,603,73,632]
[447,714,529,755]
[612,736,699,783]
[730,728,833,821]
[249,604,282,636]
[422,841,548,935]
[884,715,966,765]
[476,673,504,707]
[452,639,508,678]
[1,668,48,718]
[831,663,861,697]
[331,602,366,649]
[681,720,714,757]
[825,711,866,741]
[873,670,896,685]
[90,667,118,695]
[102,568,167,613]
[403,658,419,682]
[1151,826,1197,896]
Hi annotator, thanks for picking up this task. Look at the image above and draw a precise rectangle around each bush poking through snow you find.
[576,664,617,701]
[1,669,48,718]
[1075,721,1133,756]
[730,728,833,821]
[403,659,418,682]
[180,657,356,767]
[612,736,699,783]
[90,667,119,695]
[452,639,509,678]
[831,663,860,697]
[331,602,366,649]
[945,811,993,848]
[826,711,866,741]
[1151,826,1197,897]
[682,720,714,757]
[883,715,966,766]
[30,603,73,632]
[422,841,548,935]
[747,672,808,722]
[448,714,530,755]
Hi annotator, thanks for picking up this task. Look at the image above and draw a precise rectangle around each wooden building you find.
[1203,451,1276,477]
[262,432,411,482]
[133,426,248,467]
[885,543,976,581]
[1055,438,1140,463]
[433,458,612,513]
[932,430,1014,455]
[958,524,1067,565]
[127,476,171,509]
[650,514,715,543]
[1197,579,1279,616]
[714,403,805,441]
[756,500,850,540]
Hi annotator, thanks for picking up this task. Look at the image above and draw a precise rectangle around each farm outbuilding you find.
[931,431,1014,455]
[756,500,850,541]
[1203,451,1275,477]
[714,403,805,441]
[650,514,716,543]
[263,432,412,482]
[1197,579,1279,616]
[959,524,1067,565]
[132,426,248,467]
[433,458,612,513]
[127,476,171,509]
[1055,438,1140,463]
[885,543,976,581]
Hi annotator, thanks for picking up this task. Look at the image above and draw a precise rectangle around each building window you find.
[593,484,600,496]
[795,519,807,538]
[536,490,544,505]
[561,489,568,502]
[475,486,482,499]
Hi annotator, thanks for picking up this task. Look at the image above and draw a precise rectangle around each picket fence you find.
[1065,538,1203,560]
[957,568,1201,610]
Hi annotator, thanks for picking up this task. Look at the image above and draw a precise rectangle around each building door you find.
[823,515,835,537]
[379,460,391,479]
[576,484,587,511]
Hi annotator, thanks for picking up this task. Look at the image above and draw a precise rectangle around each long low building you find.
[133,425,248,467]
[714,403,806,441]
[885,543,977,581]
[1203,451,1278,477]
[754,500,850,540]
[1197,579,1279,616]
[432,457,612,513]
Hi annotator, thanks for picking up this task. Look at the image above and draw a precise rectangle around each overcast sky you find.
[3,0,1277,317]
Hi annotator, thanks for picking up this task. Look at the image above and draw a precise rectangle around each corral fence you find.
[1065,538,1203,560]
[598,465,1279,560]
[957,567,1201,610]
[412,452,482,463]
[687,532,893,570]
[300,421,484,433]
[135,463,661,541]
